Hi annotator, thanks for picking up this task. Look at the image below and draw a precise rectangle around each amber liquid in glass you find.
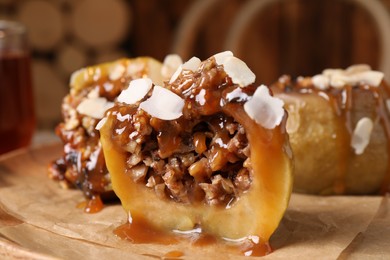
[0,52,35,154]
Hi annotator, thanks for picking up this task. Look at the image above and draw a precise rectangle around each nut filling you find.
[107,57,266,206]
[112,108,252,206]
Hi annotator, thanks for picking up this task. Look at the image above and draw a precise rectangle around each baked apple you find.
[48,57,172,212]
[99,52,293,255]
[272,65,389,195]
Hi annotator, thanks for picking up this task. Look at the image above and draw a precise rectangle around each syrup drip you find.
[328,86,353,194]
[77,195,104,213]
[376,84,390,193]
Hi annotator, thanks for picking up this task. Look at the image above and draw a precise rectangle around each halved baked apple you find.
[48,57,169,212]
[272,65,389,195]
[99,52,293,254]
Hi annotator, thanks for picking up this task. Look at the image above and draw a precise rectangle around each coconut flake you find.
[76,97,114,119]
[182,56,201,71]
[353,71,384,86]
[117,78,153,105]
[351,117,374,155]
[169,56,201,83]
[321,65,383,88]
[169,66,182,84]
[213,51,233,65]
[312,74,330,90]
[139,86,184,120]
[161,54,183,79]
[95,117,107,130]
[196,89,206,106]
[329,74,348,89]
[244,85,284,129]
[226,87,250,102]
[87,87,100,99]
[109,64,125,81]
[322,68,344,78]
[222,56,256,87]
[345,64,371,75]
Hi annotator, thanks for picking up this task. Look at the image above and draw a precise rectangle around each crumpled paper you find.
[0,143,388,259]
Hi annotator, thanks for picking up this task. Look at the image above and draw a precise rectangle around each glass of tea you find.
[0,21,35,154]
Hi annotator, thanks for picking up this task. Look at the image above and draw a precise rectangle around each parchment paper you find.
[0,143,388,259]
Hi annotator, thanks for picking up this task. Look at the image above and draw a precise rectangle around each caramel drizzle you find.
[376,83,390,193]
[328,86,353,194]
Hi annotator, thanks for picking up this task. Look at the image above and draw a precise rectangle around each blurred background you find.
[0,0,390,131]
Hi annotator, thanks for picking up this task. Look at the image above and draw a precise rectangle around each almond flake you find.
[76,97,114,119]
[117,78,152,105]
[222,56,255,87]
[213,51,233,65]
[109,64,125,81]
[351,117,374,155]
[139,86,184,120]
[161,54,183,79]
[312,74,330,90]
[244,85,284,129]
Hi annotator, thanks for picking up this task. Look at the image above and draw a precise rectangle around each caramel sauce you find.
[84,195,104,213]
[163,250,184,258]
[114,216,271,257]
[376,84,390,193]
[77,195,104,213]
[115,219,179,245]
[327,87,353,194]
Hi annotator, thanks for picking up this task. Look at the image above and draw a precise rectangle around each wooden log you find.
[71,0,131,49]
[0,0,15,6]
[32,60,67,128]
[56,44,88,75]
[223,0,387,83]
[17,0,64,51]
[94,49,127,64]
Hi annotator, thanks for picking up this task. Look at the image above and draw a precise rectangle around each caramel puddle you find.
[114,217,271,257]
